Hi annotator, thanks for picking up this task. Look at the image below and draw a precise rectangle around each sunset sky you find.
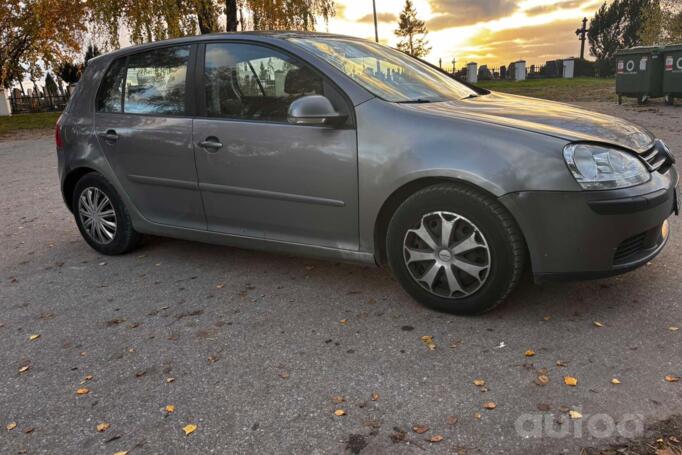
[324,0,604,68]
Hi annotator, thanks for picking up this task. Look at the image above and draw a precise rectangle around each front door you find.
[95,45,205,230]
[193,42,359,250]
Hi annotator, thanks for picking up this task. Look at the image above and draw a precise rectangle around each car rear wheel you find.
[72,173,141,255]
[386,183,526,315]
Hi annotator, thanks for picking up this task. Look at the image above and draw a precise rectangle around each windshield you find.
[289,37,478,103]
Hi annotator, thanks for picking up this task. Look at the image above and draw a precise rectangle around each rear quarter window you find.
[96,58,127,113]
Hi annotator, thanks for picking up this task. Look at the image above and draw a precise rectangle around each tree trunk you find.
[226,0,238,32]
[197,0,218,34]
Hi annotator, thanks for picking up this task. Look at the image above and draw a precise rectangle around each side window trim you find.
[197,40,355,127]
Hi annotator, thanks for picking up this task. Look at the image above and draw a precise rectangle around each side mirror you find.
[287,95,347,127]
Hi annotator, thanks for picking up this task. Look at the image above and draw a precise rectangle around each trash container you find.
[615,47,664,104]
[662,44,682,105]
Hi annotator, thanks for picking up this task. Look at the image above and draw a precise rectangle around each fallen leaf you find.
[76,387,90,395]
[412,425,428,434]
[611,378,621,385]
[524,349,535,357]
[421,335,436,351]
[665,375,680,383]
[556,360,567,367]
[569,410,583,419]
[473,412,482,420]
[29,334,40,341]
[23,427,34,434]
[535,374,550,386]
[564,376,578,386]
[216,283,225,289]
[370,392,380,401]
[166,377,175,383]
[83,375,93,381]
[483,402,497,410]
[331,395,345,404]
[278,371,289,380]
[593,321,604,327]
[340,319,348,325]
[447,415,458,425]
[334,409,346,416]
[113,452,128,455]
[429,435,444,443]
[165,405,175,413]
[182,424,197,436]
[669,326,679,332]
[96,422,110,432]
[473,379,486,387]
[18,365,30,373]
[6,422,17,431]
[543,316,551,321]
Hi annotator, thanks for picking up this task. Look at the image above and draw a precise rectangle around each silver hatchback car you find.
[57,32,678,314]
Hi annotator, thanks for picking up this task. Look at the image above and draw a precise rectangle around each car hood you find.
[400,92,655,153]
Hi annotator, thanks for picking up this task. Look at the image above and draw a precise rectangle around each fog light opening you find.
[662,220,670,240]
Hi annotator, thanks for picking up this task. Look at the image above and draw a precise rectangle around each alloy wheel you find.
[403,211,491,299]
[78,187,117,244]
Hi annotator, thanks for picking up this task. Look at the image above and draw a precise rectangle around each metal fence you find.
[9,94,70,114]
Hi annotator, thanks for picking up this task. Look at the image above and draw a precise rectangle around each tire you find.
[72,173,141,255]
[386,183,526,315]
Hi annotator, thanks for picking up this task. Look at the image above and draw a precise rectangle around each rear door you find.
[95,45,205,230]
[192,42,359,250]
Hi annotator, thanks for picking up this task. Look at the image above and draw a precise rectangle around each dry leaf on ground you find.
[76,387,90,395]
[473,379,486,387]
[370,392,380,401]
[593,321,604,327]
[165,405,175,413]
[429,435,444,442]
[334,409,346,416]
[412,425,428,434]
[6,422,17,431]
[483,402,497,410]
[182,424,197,435]
[564,376,578,386]
[665,375,680,383]
[29,334,40,341]
[332,395,345,404]
[569,410,583,419]
[421,336,436,350]
[96,423,110,432]
[611,378,621,384]
[18,365,30,373]
[524,349,535,357]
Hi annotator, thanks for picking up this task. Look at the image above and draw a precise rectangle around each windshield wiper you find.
[395,99,433,104]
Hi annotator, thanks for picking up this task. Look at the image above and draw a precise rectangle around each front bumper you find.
[501,166,678,282]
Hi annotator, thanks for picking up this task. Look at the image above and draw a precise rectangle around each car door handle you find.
[198,138,223,151]
[100,130,119,143]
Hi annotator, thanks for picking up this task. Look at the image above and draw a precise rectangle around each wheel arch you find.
[62,167,99,212]
[372,177,527,267]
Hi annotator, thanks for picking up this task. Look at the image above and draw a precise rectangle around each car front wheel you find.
[72,173,141,255]
[386,183,526,315]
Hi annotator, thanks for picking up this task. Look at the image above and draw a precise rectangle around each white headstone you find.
[514,61,527,81]
[466,62,478,84]
[0,89,11,116]
[563,59,575,79]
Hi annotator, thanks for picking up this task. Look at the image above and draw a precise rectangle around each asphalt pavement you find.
[0,101,680,454]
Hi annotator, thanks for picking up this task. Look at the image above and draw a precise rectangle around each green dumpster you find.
[615,47,664,104]
[662,44,682,105]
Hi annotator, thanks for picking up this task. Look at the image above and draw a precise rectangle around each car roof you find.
[91,31,363,62]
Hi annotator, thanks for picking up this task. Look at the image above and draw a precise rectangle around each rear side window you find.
[124,46,190,115]
[96,58,126,113]
[96,46,190,115]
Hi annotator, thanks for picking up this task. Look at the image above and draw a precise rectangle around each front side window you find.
[96,58,126,113]
[204,43,323,122]
[289,38,477,103]
[124,46,190,115]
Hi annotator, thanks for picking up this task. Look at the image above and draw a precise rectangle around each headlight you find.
[563,143,650,190]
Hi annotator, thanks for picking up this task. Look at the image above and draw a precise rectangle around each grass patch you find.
[0,112,61,137]
[476,77,616,103]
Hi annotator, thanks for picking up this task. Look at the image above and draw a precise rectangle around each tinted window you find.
[204,43,323,122]
[96,58,126,113]
[124,46,190,115]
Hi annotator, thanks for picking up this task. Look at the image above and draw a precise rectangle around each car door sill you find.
[133,217,375,266]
